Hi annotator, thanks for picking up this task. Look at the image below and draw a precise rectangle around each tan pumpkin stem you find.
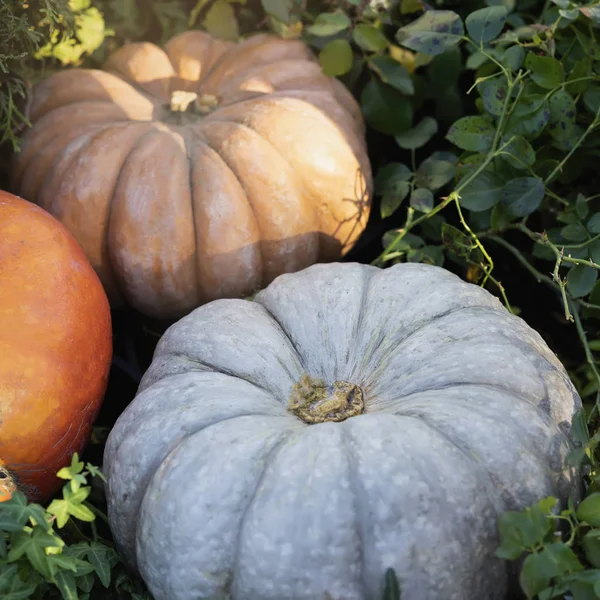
[288,374,364,424]
[169,91,219,114]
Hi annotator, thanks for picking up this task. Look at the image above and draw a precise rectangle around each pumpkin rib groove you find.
[155,351,284,399]
[56,123,159,301]
[396,412,520,508]
[197,118,321,267]
[251,303,308,373]
[394,381,568,427]
[180,128,202,297]
[16,122,114,199]
[339,425,369,598]
[188,127,266,285]
[229,433,296,595]
[105,127,165,305]
[184,128,265,301]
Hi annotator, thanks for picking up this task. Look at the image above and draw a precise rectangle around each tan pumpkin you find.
[12,31,372,319]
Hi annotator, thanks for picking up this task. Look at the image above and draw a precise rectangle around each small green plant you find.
[0,453,150,599]
[496,407,600,599]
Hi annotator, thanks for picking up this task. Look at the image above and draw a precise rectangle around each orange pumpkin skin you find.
[0,191,112,502]
[11,31,372,319]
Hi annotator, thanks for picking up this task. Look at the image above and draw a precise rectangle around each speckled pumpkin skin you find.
[103,262,580,600]
[0,191,112,502]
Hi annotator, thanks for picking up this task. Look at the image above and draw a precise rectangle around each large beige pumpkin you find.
[12,32,372,319]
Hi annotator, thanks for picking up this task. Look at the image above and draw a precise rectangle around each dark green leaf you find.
[380,183,410,218]
[576,194,589,220]
[55,570,78,600]
[260,0,292,23]
[466,6,507,44]
[583,87,600,116]
[87,542,114,588]
[561,224,588,241]
[318,39,353,76]
[567,265,598,298]
[360,79,413,135]
[548,89,577,141]
[505,99,550,139]
[458,171,503,211]
[410,188,434,213]
[415,156,456,190]
[0,493,30,532]
[368,56,414,94]
[519,551,556,598]
[307,11,351,37]
[588,213,600,234]
[502,45,524,71]
[524,52,564,89]
[500,135,535,169]
[446,116,495,152]
[502,177,545,216]
[382,567,401,600]
[352,24,388,52]
[583,530,600,568]
[396,10,464,56]
[490,202,514,231]
[395,117,438,149]
[442,223,475,257]
[577,492,600,525]
[478,77,508,117]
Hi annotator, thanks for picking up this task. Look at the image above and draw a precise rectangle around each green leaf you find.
[567,265,598,298]
[441,223,475,257]
[307,11,351,37]
[544,541,584,574]
[0,493,31,532]
[548,89,577,140]
[458,170,503,212]
[375,163,412,218]
[0,571,37,600]
[577,492,600,526]
[396,10,464,56]
[502,177,545,217]
[368,56,414,94]
[87,542,115,587]
[562,224,588,242]
[202,0,238,41]
[501,45,524,71]
[446,116,495,152]
[318,39,353,77]
[382,567,401,600]
[588,213,600,234]
[583,530,600,568]
[360,79,413,135]
[55,570,78,600]
[410,188,434,213]
[500,135,535,169]
[465,6,507,44]
[524,52,564,89]
[415,155,456,190]
[505,98,550,139]
[260,0,293,23]
[395,117,438,149]
[583,87,600,116]
[478,77,508,117]
[352,24,388,52]
[519,551,556,598]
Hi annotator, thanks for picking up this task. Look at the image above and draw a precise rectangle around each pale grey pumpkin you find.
[103,262,581,600]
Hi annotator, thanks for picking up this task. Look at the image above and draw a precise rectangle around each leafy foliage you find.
[0,0,105,152]
[0,454,151,599]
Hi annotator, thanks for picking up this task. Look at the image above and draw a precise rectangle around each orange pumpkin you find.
[11,31,372,320]
[0,191,112,502]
